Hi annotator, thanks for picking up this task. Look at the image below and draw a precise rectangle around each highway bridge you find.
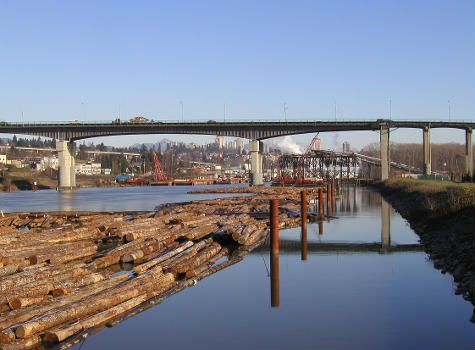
[0,119,473,188]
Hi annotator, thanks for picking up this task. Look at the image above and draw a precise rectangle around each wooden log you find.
[161,239,213,273]
[134,241,194,274]
[184,247,229,278]
[0,262,88,293]
[172,242,222,274]
[243,227,268,246]
[43,273,176,344]
[0,334,41,350]
[8,295,52,310]
[0,273,130,332]
[0,264,20,278]
[0,328,15,344]
[180,215,220,228]
[16,271,172,339]
[120,239,165,263]
[184,224,218,240]
[52,288,69,297]
[132,241,180,265]
[236,224,258,244]
[28,245,97,265]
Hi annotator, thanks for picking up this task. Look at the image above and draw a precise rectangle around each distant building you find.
[311,138,322,151]
[216,136,225,149]
[343,141,350,153]
[0,154,6,164]
[235,138,244,153]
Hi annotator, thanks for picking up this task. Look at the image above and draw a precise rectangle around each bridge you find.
[0,119,473,189]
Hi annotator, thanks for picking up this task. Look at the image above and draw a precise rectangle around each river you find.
[0,185,473,349]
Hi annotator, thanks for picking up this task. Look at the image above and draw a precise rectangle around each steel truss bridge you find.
[277,150,428,180]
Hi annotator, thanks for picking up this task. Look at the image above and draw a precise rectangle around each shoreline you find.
[372,179,474,312]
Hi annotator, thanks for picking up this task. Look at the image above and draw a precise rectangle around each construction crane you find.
[153,152,173,181]
[292,133,321,181]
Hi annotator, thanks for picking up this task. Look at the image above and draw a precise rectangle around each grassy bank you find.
[375,178,474,217]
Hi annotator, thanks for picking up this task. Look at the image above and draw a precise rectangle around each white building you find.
[75,162,102,175]
[0,154,6,164]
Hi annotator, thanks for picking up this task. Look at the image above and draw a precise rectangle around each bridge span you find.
[0,119,473,189]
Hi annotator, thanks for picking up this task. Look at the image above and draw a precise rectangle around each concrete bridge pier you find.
[465,129,473,178]
[380,126,390,180]
[423,126,431,176]
[57,140,76,190]
[249,139,263,186]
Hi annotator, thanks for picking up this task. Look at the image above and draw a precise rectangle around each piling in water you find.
[269,198,280,307]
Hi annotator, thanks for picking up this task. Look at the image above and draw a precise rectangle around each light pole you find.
[389,98,392,120]
[448,100,451,121]
[283,103,288,122]
[81,102,87,121]
[180,101,184,122]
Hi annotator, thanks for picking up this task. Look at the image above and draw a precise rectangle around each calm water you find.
[1,185,473,349]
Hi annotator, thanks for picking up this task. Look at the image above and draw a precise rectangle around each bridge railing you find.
[1,118,474,125]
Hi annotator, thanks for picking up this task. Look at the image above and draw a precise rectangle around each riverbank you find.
[373,179,474,311]
[0,169,114,191]
[0,187,313,350]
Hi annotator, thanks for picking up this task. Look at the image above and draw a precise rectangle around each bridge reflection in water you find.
[264,187,423,307]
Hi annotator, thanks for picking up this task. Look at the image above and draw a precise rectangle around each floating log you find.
[134,241,194,274]
[8,295,52,310]
[43,274,176,344]
[184,247,229,278]
[0,273,130,332]
[16,270,173,339]
[171,242,222,275]
[184,224,218,240]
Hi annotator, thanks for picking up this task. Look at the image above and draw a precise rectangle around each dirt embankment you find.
[373,179,474,310]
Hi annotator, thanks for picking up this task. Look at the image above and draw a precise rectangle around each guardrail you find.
[1,118,474,125]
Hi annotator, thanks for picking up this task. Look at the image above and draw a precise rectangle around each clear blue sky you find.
[1,0,473,150]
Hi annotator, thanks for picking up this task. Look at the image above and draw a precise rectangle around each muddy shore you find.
[373,179,474,314]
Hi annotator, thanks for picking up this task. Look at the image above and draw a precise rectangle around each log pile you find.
[0,186,318,349]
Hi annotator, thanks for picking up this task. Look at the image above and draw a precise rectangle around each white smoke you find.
[273,136,302,154]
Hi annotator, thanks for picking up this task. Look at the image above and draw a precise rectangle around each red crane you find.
[292,133,320,181]
[153,152,171,181]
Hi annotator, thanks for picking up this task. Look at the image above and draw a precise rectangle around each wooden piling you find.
[270,199,279,256]
[270,199,279,307]
[300,191,307,261]
[270,252,279,307]
[318,187,324,218]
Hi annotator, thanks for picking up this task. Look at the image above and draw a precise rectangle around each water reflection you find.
[381,198,391,252]
[301,221,308,260]
[59,186,473,350]
[270,252,279,307]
